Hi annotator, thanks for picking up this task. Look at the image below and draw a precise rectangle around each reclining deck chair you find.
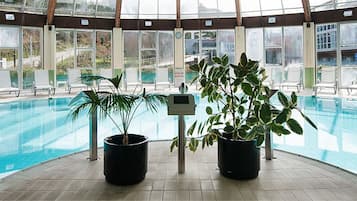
[98,69,113,90]
[67,69,87,94]
[125,68,142,91]
[313,67,337,95]
[155,67,170,90]
[0,71,20,97]
[280,66,302,92]
[33,70,55,96]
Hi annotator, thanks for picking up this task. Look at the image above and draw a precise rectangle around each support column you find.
[303,22,316,88]
[43,25,56,85]
[235,26,245,64]
[112,28,124,77]
[174,28,184,87]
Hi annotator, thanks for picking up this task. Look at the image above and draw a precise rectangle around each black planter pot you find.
[218,135,260,179]
[104,134,148,185]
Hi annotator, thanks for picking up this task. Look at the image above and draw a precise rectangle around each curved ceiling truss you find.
[0,0,356,27]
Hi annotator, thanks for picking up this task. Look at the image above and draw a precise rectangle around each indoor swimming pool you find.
[0,95,357,177]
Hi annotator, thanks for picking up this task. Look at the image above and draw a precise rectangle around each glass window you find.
[139,0,158,19]
[217,0,236,18]
[0,27,19,48]
[341,23,357,66]
[124,31,139,68]
[336,0,357,9]
[316,24,337,66]
[23,28,42,89]
[158,0,176,19]
[265,27,282,65]
[141,32,156,49]
[121,0,139,19]
[218,30,235,63]
[96,31,111,69]
[201,31,216,48]
[0,0,24,11]
[240,0,261,17]
[158,32,174,82]
[74,0,97,16]
[184,31,199,82]
[55,0,75,15]
[199,0,218,18]
[310,0,335,12]
[0,49,18,70]
[96,0,116,17]
[246,28,264,63]
[77,50,93,68]
[260,0,283,16]
[77,31,93,48]
[264,27,282,47]
[181,0,199,19]
[0,27,19,71]
[282,0,303,14]
[24,0,48,14]
[56,30,75,82]
[284,26,303,66]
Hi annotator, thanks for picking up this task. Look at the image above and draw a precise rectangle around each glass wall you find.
[316,23,337,86]
[0,26,20,88]
[56,30,75,83]
[22,27,42,89]
[340,23,357,86]
[123,31,174,84]
[246,26,303,87]
[184,30,235,82]
[96,31,111,69]
[56,29,111,85]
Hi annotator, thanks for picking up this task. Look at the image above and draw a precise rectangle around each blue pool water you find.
[0,96,356,177]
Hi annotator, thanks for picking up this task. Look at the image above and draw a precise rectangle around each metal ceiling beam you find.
[46,0,57,25]
[115,0,122,28]
[176,0,181,28]
[235,0,242,26]
[302,0,312,22]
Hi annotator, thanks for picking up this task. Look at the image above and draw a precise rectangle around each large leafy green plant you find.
[69,74,167,144]
[173,53,316,151]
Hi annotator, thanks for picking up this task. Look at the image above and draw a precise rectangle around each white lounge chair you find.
[0,71,20,97]
[313,67,337,95]
[262,67,274,89]
[125,68,142,91]
[98,68,113,90]
[67,69,87,94]
[33,69,55,96]
[280,66,302,92]
[155,68,170,90]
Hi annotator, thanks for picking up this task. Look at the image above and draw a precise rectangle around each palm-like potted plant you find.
[175,53,317,179]
[69,74,167,185]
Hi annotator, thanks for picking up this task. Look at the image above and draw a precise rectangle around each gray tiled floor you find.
[1,141,357,201]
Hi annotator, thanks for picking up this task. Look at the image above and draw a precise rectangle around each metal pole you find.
[89,107,98,161]
[178,82,186,173]
[178,115,185,173]
[264,129,274,160]
[265,89,278,160]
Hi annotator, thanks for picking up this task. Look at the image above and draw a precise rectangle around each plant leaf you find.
[287,119,303,134]
[241,82,253,96]
[206,106,213,115]
[240,52,247,66]
[278,92,289,107]
[275,108,291,124]
[271,123,291,135]
[260,103,272,123]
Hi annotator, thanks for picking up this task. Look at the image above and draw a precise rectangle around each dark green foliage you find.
[171,53,316,152]
[69,73,167,145]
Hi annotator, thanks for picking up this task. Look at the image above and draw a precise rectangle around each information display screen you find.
[174,96,189,104]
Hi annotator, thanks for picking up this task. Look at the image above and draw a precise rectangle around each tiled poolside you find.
[1,141,357,201]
